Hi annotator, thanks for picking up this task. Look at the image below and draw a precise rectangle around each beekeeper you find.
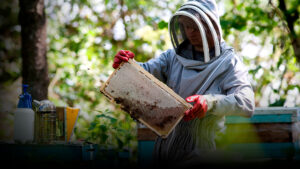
[112,0,255,166]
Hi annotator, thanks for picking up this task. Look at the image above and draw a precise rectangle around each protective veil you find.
[169,0,222,62]
[137,0,255,166]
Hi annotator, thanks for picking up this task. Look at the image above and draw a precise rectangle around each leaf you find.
[287,85,300,91]
[273,89,279,94]
[158,20,168,29]
[88,121,98,130]
[99,124,108,132]
[277,57,283,69]
[116,137,124,149]
[96,114,117,123]
[269,98,286,107]
[249,65,262,75]
[100,133,108,142]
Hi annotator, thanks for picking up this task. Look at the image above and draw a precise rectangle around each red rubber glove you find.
[184,95,208,121]
[112,50,135,69]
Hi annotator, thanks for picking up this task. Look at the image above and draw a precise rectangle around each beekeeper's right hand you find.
[112,50,135,69]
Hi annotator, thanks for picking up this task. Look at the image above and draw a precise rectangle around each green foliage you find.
[220,0,300,107]
[81,109,136,150]
[1,0,299,156]
[43,0,185,160]
[0,0,21,84]
[269,98,286,107]
[158,20,168,29]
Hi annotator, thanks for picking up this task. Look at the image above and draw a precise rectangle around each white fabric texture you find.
[137,42,255,165]
[136,0,255,166]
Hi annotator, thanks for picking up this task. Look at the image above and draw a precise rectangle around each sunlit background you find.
[0,0,299,163]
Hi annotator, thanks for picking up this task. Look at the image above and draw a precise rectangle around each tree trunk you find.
[291,36,300,64]
[278,0,300,64]
[19,0,49,100]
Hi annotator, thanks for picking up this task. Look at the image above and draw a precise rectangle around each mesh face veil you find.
[168,0,222,62]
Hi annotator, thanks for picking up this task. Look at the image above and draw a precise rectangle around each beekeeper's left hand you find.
[184,95,208,121]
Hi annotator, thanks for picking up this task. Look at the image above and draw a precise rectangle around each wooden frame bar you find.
[100,59,192,138]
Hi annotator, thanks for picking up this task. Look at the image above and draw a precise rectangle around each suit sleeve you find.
[135,50,172,83]
[205,56,255,117]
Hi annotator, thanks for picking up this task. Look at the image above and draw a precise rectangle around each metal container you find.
[33,100,57,144]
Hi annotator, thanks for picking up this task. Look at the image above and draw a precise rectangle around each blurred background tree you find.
[19,0,49,100]
[219,0,300,107]
[0,0,299,162]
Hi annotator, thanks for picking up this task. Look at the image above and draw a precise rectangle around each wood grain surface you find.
[100,59,192,138]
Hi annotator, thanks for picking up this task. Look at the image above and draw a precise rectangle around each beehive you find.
[100,59,192,138]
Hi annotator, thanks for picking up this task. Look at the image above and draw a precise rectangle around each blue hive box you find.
[137,107,300,165]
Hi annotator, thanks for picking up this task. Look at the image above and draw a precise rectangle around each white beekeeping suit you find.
[136,0,255,166]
